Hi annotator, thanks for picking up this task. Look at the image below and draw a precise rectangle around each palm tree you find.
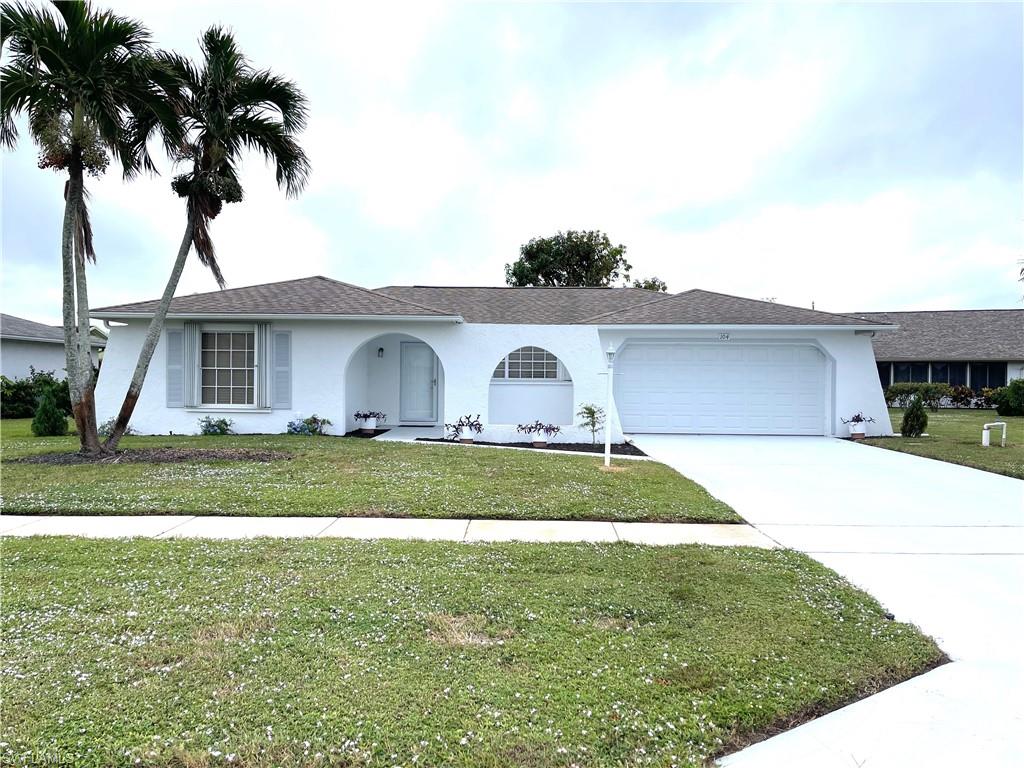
[102,27,310,449]
[1,0,180,453]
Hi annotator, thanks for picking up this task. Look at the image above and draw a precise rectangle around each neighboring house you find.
[92,276,896,440]
[0,313,106,380]
[848,310,1024,390]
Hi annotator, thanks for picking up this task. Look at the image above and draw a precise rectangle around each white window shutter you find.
[165,329,184,407]
[272,331,291,409]
[183,321,200,407]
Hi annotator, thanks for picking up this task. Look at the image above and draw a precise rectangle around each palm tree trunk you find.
[103,209,196,451]
[72,221,103,455]
[61,154,103,453]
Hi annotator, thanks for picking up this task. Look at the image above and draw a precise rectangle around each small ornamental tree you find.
[576,404,606,444]
[31,390,68,437]
[900,395,928,438]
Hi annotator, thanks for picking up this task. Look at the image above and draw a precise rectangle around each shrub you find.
[576,403,606,445]
[353,410,386,423]
[900,396,928,438]
[198,416,234,436]
[975,388,995,409]
[98,417,136,437]
[31,390,68,437]
[1,368,71,418]
[884,382,920,409]
[948,385,975,409]
[884,382,951,411]
[445,414,483,440]
[516,421,562,440]
[287,414,333,436]
[988,380,1024,417]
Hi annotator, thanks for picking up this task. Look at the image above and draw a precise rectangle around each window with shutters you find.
[200,328,256,405]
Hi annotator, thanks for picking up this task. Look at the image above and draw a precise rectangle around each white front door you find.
[615,343,828,435]
[399,341,438,423]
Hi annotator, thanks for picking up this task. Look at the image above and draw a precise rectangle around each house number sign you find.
[719,333,731,341]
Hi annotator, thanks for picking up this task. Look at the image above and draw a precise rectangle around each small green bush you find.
[988,379,1024,417]
[30,390,68,437]
[198,416,234,436]
[900,396,928,438]
[1,368,71,418]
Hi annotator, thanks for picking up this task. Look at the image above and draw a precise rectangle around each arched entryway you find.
[344,333,445,433]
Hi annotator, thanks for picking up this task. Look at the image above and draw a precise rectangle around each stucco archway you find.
[344,333,445,432]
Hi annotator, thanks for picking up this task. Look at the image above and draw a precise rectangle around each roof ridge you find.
[578,287,882,325]
[91,275,334,313]
[377,284,650,291]
[0,312,61,330]
[848,308,1024,315]
[680,288,878,324]
[317,277,454,315]
[577,289,699,323]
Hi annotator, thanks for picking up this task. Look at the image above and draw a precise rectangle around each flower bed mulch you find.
[11,448,292,466]
[343,428,391,439]
[416,438,647,456]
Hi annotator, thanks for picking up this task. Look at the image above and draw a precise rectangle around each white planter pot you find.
[460,432,474,444]
[849,423,866,440]
[360,417,377,434]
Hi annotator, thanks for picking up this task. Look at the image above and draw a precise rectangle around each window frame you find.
[491,346,572,383]
[197,324,260,409]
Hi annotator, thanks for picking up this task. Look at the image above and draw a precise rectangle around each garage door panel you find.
[616,343,827,435]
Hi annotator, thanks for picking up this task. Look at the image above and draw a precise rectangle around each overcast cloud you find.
[2,0,1021,325]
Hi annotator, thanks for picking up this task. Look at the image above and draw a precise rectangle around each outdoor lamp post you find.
[604,343,615,467]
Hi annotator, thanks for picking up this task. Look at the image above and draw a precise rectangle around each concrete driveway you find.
[633,435,1024,768]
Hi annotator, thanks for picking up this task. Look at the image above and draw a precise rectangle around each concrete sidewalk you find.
[0,514,776,547]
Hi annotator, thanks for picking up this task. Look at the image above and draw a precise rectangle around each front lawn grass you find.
[0,537,944,767]
[863,408,1023,479]
[0,419,737,522]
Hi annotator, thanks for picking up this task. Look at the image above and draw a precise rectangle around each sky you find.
[2,0,1022,326]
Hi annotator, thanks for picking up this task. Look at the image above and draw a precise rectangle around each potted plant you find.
[841,412,875,440]
[516,420,562,448]
[446,414,483,444]
[354,410,386,434]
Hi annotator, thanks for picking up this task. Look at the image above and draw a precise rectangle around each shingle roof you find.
[374,285,658,324]
[846,309,1024,361]
[582,289,885,326]
[0,313,77,344]
[91,276,458,318]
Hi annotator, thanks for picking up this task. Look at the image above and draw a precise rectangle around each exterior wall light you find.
[377,347,384,358]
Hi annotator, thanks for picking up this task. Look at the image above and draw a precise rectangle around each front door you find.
[399,341,438,423]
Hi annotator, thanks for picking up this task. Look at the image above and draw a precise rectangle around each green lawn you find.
[0,537,944,768]
[864,408,1024,479]
[0,419,737,523]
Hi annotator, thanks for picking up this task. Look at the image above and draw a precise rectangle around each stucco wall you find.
[94,320,617,442]
[488,381,574,426]
[94,319,892,440]
[1,339,68,380]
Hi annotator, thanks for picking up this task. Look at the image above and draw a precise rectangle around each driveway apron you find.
[633,434,1024,768]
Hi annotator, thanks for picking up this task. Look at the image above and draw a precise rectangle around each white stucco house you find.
[92,276,896,441]
[1,313,105,380]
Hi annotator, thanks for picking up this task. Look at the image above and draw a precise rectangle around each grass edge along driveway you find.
[863,408,1023,479]
[1,536,946,768]
[0,419,739,523]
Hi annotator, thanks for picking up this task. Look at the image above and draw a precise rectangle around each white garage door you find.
[615,343,828,435]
